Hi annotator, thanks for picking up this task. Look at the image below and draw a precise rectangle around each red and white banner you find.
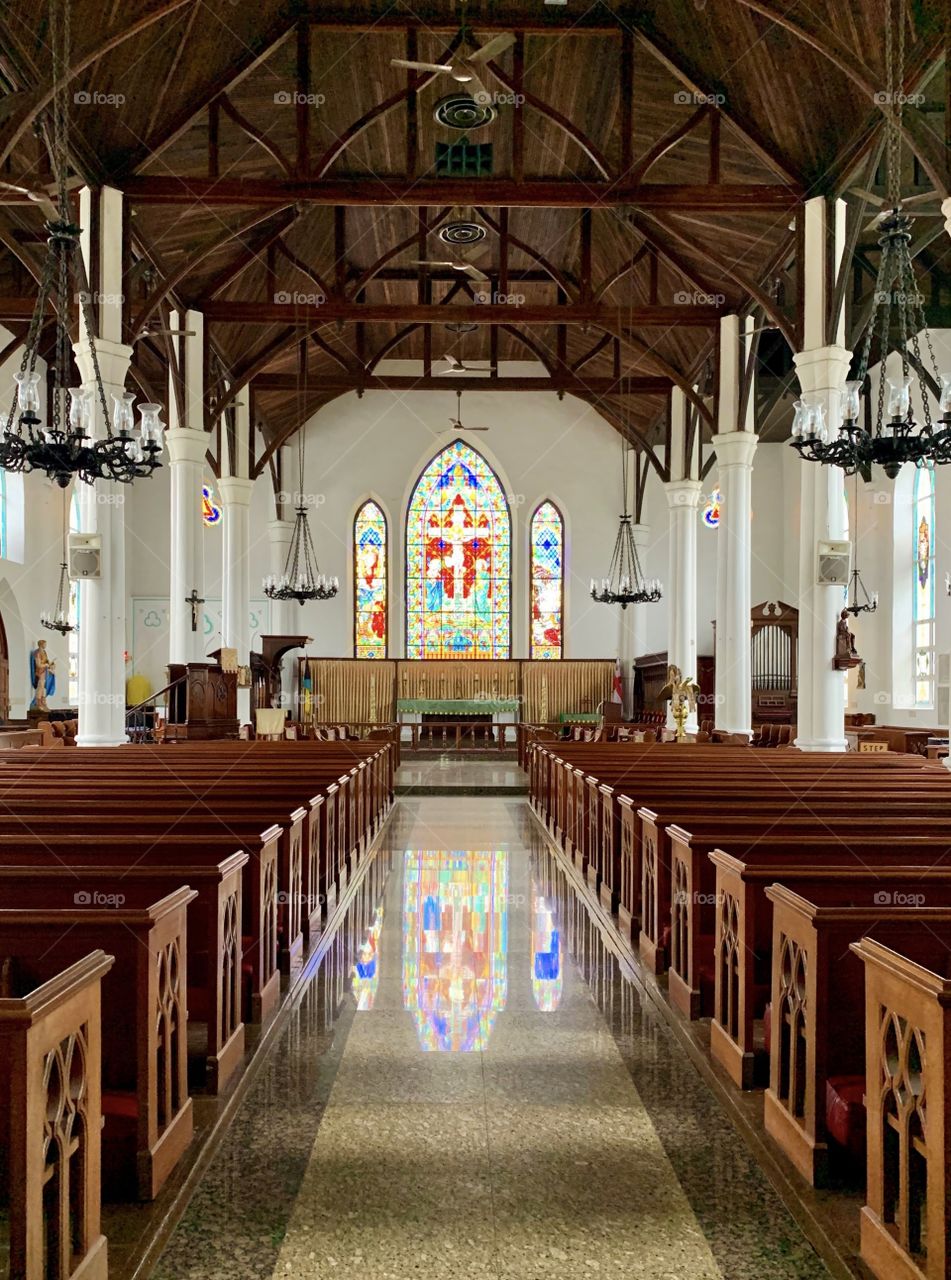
[611,658,624,705]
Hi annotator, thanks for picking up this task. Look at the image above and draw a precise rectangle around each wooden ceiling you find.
[0,0,946,479]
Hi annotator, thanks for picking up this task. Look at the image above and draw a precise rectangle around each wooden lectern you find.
[165,661,238,740]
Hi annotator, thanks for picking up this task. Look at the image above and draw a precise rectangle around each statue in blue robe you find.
[30,639,56,712]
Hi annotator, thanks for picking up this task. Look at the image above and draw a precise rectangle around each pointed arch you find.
[529,500,564,660]
[354,499,388,659]
[405,439,511,660]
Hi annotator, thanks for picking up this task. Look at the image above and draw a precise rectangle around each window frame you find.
[353,498,389,659]
[528,499,565,660]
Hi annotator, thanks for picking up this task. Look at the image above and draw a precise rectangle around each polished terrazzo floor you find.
[153,797,831,1280]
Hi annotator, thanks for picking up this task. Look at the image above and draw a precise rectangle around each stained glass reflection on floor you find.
[153,799,831,1280]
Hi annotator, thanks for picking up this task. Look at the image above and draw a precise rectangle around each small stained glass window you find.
[354,500,387,658]
[913,465,935,707]
[529,501,564,660]
[202,483,222,527]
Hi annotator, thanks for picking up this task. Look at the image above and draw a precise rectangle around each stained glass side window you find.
[529,500,563,660]
[68,491,80,705]
[354,500,387,658]
[913,465,935,707]
[405,440,511,659]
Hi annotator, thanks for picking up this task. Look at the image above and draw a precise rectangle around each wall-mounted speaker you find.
[68,533,102,580]
[816,540,851,587]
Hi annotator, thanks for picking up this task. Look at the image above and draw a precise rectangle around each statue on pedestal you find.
[834,610,862,670]
[30,639,56,712]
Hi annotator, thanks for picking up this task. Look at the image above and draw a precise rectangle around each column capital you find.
[793,344,852,398]
[713,430,758,469]
[267,517,294,542]
[72,338,133,391]
[165,425,209,467]
[663,478,702,510]
[943,196,951,240]
[218,475,254,506]
[629,521,650,546]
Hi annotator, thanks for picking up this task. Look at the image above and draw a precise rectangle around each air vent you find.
[445,322,480,334]
[435,140,493,177]
[434,94,496,131]
[439,221,487,247]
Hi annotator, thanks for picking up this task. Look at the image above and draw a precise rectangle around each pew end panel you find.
[617,797,640,944]
[0,950,114,1280]
[598,784,620,914]
[710,849,762,1090]
[638,809,670,976]
[667,825,717,1022]
[852,935,951,1280]
[0,886,198,1201]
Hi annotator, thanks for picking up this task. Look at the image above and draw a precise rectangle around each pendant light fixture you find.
[790,0,951,479]
[0,0,164,489]
[590,440,662,608]
[842,470,879,617]
[263,369,337,605]
[41,489,76,634]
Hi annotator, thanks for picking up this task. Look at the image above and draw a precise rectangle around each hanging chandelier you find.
[263,406,337,605]
[0,0,164,489]
[790,0,951,480]
[590,442,662,609]
[263,505,339,605]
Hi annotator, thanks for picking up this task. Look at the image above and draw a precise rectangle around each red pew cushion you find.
[825,1075,866,1161]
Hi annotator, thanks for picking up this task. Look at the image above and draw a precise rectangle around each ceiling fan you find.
[133,324,197,343]
[412,258,490,282]
[391,31,516,103]
[442,389,489,432]
[438,354,493,375]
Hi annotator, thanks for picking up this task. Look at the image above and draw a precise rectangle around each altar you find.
[396,696,521,751]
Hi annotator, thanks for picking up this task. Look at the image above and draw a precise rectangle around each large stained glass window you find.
[913,466,935,707]
[354,500,388,658]
[529,500,564,659]
[405,441,511,659]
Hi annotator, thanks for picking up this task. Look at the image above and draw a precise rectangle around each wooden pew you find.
[0,884,197,1200]
[655,810,951,1017]
[708,839,951,1089]
[0,950,113,1280]
[763,882,951,1188]
[0,844,248,1093]
[850,934,951,1280]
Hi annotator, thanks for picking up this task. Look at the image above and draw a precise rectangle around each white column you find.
[219,476,253,723]
[794,195,850,752]
[713,433,757,735]
[665,481,702,728]
[73,341,132,746]
[74,185,129,747]
[713,313,757,738]
[617,522,650,716]
[166,309,206,665]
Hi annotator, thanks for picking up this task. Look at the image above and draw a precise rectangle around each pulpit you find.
[250,634,311,710]
[165,662,238,740]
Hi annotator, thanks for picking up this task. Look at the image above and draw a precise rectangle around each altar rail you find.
[299,659,615,727]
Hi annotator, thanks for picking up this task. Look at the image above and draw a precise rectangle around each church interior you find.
[0,1,950,1278]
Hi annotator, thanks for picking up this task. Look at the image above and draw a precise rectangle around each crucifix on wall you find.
[185,588,205,632]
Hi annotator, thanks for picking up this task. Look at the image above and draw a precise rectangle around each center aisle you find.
[153,797,830,1280]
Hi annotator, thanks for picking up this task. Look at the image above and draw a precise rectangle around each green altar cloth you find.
[558,711,601,723]
[397,698,521,715]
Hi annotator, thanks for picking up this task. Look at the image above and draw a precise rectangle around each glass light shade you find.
[112,390,135,435]
[67,387,88,434]
[939,374,951,415]
[886,374,912,419]
[15,370,40,413]
[809,403,828,443]
[842,380,863,422]
[791,400,809,439]
[137,402,164,445]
